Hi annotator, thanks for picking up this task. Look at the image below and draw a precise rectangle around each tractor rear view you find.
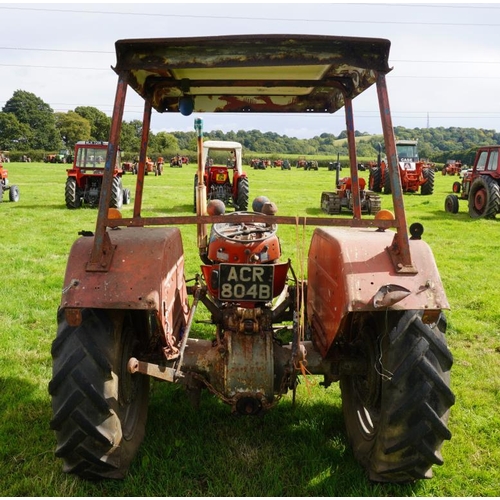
[445,145,500,218]
[49,34,454,484]
[442,159,462,176]
[321,161,381,215]
[193,140,249,212]
[370,140,435,195]
[65,141,131,209]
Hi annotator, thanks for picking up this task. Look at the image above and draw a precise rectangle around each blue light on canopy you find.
[179,96,194,116]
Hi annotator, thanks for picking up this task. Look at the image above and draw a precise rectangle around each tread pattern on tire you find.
[341,310,454,483]
[369,167,382,192]
[236,177,249,211]
[421,168,435,195]
[468,175,500,219]
[49,308,148,479]
[110,177,124,209]
[65,178,80,209]
[374,311,454,481]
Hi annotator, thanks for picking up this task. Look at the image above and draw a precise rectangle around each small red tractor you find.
[305,159,318,170]
[49,34,454,484]
[250,158,266,169]
[155,156,164,176]
[45,149,72,163]
[296,155,308,168]
[442,159,462,176]
[321,162,381,215]
[65,141,131,209]
[0,163,20,202]
[369,140,435,195]
[170,154,189,167]
[121,161,137,174]
[193,139,249,211]
[445,145,500,218]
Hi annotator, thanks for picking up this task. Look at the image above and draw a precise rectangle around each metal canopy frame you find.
[90,34,413,273]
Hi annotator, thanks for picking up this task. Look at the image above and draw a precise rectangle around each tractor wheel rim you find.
[474,188,486,211]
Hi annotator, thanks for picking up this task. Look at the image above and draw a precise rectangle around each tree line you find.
[1,89,499,165]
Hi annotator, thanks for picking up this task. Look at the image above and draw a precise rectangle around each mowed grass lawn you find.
[0,160,499,496]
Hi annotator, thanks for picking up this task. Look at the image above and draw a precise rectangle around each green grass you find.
[0,162,499,496]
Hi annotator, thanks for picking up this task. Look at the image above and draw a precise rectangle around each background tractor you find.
[49,34,454,484]
[369,139,435,195]
[445,145,500,218]
[0,162,20,202]
[64,141,131,209]
[442,159,462,176]
[321,162,381,215]
[193,140,249,212]
[170,154,189,167]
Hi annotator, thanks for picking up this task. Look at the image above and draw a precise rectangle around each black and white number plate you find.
[219,264,274,301]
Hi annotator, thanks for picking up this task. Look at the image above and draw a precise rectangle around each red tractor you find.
[170,154,189,167]
[321,162,381,215]
[296,155,308,168]
[445,145,500,218]
[65,141,131,209]
[193,140,249,212]
[369,140,435,195]
[442,159,462,176]
[49,34,454,484]
[0,163,20,202]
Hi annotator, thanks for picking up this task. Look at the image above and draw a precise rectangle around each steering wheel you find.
[213,212,277,242]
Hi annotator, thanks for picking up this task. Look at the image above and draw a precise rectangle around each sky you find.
[1,1,500,139]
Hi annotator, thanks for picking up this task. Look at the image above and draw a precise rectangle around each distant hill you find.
[177,126,500,164]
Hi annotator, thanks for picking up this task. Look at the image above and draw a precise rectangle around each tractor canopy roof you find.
[202,140,242,169]
[113,34,392,114]
[203,140,242,152]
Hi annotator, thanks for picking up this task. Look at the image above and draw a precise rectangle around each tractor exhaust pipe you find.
[335,152,341,188]
[194,118,208,253]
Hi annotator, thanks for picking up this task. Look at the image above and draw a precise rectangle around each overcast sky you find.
[1,1,500,139]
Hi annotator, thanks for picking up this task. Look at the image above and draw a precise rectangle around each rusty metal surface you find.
[105,213,397,229]
[61,227,189,346]
[113,34,391,114]
[307,227,450,356]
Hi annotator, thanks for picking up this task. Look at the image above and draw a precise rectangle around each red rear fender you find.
[307,227,449,355]
[61,227,189,337]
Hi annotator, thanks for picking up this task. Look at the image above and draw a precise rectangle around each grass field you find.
[0,160,499,496]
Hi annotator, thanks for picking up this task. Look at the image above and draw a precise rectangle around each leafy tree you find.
[54,111,91,148]
[0,112,33,150]
[120,120,143,152]
[155,131,179,152]
[2,90,60,149]
[74,106,110,141]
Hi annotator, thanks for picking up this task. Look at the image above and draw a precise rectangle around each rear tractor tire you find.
[445,194,459,214]
[123,188,131,205]
[111,177,124,209]
[9,185,20,202]
[65,177,81,209]
[235,177,249,211]
[421,168,435,195]
[49,308,149,479]
[340,310,454,483]
[468,175,500,219]
[383,171,392,194]
[365,193,381,215]
[369,167,382,193]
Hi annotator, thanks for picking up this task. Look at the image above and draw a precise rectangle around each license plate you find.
[219,264,274,301]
